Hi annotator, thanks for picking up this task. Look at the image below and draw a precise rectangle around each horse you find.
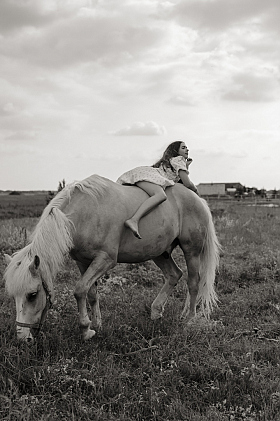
[4,174,220,342]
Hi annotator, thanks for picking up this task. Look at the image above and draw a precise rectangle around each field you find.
[1,194,280,420]
[0,193,49,220]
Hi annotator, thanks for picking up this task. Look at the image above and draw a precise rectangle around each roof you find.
[197,182,243,187]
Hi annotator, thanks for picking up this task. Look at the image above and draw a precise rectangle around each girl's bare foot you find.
[124,219,142,239]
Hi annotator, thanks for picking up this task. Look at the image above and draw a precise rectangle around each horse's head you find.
[4,253,53,342]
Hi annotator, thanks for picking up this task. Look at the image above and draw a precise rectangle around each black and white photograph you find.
[1,1,280,420]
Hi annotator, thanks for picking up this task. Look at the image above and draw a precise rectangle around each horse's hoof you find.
[83,329,96,340]
[180,312,195,324]
[151,308,162,321]
[93,321,102,331]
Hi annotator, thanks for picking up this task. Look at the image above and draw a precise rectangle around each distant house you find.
[197,182,244,197]
[197,183,226,196]
[266,190,280,199]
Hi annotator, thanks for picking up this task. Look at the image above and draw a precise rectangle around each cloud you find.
[4,130,36,142]
[0,2,165,69]
[169,0,280,33]
[222,72,279,102]
[111,121,167,136]
[167,94,194,106]
[0,102,17,115]
[166,0,280,66]
[0,0,56,34]
[0,0,279,191]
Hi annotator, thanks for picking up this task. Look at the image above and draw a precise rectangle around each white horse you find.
[4,174,220,342]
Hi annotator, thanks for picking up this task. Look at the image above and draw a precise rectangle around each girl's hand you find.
[186,158,193,167]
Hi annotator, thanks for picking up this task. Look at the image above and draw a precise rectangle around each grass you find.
[0,193,49,220]
[1,199,280,420]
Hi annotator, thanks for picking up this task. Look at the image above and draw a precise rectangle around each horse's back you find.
[60,176,210,264]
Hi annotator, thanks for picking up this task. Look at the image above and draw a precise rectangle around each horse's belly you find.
[117,242,168,263]
[117,243,169,263]
[117,214,178,263]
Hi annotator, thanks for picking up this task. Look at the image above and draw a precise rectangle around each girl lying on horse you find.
[117,141,198,239]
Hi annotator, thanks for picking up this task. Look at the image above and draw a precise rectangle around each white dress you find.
[116,156,189,189]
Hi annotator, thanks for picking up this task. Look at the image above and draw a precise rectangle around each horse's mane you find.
[40,174,108,219]
[5,174,108,296]
[4,208,73,297]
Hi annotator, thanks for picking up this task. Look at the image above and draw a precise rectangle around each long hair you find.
[152,141,182,171]
[4,174,109,298]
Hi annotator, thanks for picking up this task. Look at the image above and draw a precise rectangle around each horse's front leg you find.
[74,251,115,340]
[87,281,102,330]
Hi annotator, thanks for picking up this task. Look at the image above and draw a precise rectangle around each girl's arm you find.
[178,170,199,195]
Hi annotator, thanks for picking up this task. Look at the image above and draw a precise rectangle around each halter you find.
[15,277,53,332]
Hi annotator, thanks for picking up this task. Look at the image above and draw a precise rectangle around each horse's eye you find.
[27,292,38,302]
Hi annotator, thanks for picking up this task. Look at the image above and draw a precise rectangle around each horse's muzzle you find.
[16,320,41,341]
[30,327,40,338]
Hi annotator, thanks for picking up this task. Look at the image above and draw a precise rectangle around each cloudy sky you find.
[0,0,279,191]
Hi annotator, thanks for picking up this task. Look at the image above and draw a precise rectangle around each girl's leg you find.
[125,181,167,239]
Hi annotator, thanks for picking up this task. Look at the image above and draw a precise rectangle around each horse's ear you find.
[4,254,12,265]
[29,255,40,275]
[34,255,40,269]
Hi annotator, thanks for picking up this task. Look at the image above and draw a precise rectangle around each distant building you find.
[266,190,280,199]
[197,183,226,196]
[197,182,244,197]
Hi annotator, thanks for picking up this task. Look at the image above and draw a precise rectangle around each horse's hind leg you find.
[180,255,200,322]
[151,255,183,320]
[74,251,115,340]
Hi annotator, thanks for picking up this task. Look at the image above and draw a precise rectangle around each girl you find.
[117,141,198,239]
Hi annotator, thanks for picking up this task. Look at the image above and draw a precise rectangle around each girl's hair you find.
[152,141,182,170]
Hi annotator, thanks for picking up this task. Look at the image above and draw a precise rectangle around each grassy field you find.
[0,193,49,220]
[1,197,280,420]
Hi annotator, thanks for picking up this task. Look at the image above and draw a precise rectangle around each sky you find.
[0,0,279,191]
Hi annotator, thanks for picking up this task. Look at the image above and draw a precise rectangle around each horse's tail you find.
[197,199,221,317]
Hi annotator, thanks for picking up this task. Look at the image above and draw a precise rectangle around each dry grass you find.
[1,199,280,420]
